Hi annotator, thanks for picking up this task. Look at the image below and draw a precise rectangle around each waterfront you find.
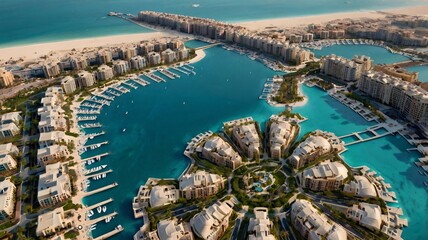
[0,0,422,47]
[312,44,410,64]
[76,43,428,239]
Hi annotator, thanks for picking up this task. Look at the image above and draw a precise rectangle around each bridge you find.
[339,122,402,146]
[194,42,222,50]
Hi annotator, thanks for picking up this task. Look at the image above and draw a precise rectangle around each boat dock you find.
[93,93,115,101]
[106,89,121,97]
[86,211,118,226]
[158,70,175,80]
[114,85,131,93]
[144,73,166,83]
[77,109,100,115]
[339,123,400,146]
[78,122,102,129]
[123,81,138,89]
[84,198,113,212]
[83,131,105,140]
[85,97,111,106]
[84,169,113,179]
[163,68,180,78]
[181,65,196,75]
[80,102,102,109]
[172,67,190,75]
[93,225,124,240]
[81,153,109,162]
[131,77,150,86]
[84,182,118,197]
[77,116,97,121]
[80,141,108,151]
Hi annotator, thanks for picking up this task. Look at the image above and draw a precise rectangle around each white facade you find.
[0,179,16,219]
[248,207,275,240]
[61,76,77,95]
[37,163,71,207]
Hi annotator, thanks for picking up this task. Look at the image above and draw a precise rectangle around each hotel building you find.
[321,54,372,82]
[161,48,177,64]
[38,106,66,133]
[247,207,275,240]
[346,203,382,231]
[190,200,234,240]
[0,179,16,219]
[268,115,299,159]
[0,68,14,87]
[231,122,261,160]
[38,131,69,148]
[37,145,69,166]
[36,207,69,237]
[61,76,77,95]
[301,160,348,191]
[358,70,428,126]
[343,175,377,199]
[0,143,19,157]
[200,135,242,170]
[289,130,343,169]
[130,55,147,70]
[133,184,179,209]
[291,199,347,240]
[0,155,17,172]
[96,65,114,81]
[147,219,194,240]
[113,60,130,75]
[37,163,71,207]
[148,52,162,66]
[77,70,95,87]
[0,123,20,138]
[179,170,224,200]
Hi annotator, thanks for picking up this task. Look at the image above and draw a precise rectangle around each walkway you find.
[339,122,403,146]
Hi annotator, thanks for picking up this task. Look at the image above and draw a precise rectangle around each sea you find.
[0,0,424,48]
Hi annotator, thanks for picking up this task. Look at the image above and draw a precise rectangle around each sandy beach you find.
[0,32,175,61]
[238,6,428,30]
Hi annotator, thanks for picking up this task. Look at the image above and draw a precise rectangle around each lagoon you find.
[406,65,428,82]
[312,44,410,64]
[79,43,428,239]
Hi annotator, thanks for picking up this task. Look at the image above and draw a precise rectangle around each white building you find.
[268,115,298,159]
[346,203,382,231]
[96,65,114,81]
[60,76,77,95]
[38,107,66,133]
[301,160,348,191]
[231,122,261,160]
[247,207,275,240]
[343,176,377,198]
[0,68,14,87]
[0,179,16,219]
[37,163,71,207]
[291,199,347,240]
[77,70,95,88]
[36,207,67,237]
[38,131,68,148]
[37,145,69,166]
[289,131,343,169]
[179,171,224,200]
[0,155,17,172]
[190,200,234,240]
[113,60,130,75]
[0,143,19,157]
[201,136,242,169]
[0,123,20,138]
[161,48,177,64]
[149,185,179,208]
[155,219,194,240]
[1,112,22,124]
[130,55,147,70]
[148,52,161,66]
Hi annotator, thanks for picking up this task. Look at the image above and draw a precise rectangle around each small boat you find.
[183,101,186,105]
[125,111,128,115]
[97,206,102,213]
[103,206,107,213]
[192,4,200,8]
[123,128,126,132]
[105,216,112,223]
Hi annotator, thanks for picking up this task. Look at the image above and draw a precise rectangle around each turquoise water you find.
[82,46,281,239]
[342,135,427,239]
[184,40,212,49]
[1,0,425,47]
[406,65,428,82]
[313,45,410,64]
[294,85,374,136]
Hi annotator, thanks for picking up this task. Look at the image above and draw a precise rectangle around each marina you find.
[84,182,118,197]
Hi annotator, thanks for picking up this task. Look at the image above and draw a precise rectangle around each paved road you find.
[0,78,56,103]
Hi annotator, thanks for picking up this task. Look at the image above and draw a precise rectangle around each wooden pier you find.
[86,211,118,226]
[84,169,113,179]
[80,141,108,151]
[84,198,113,211]
[84,182,118,197]
[93,225,124,240]
[81,153,109,162]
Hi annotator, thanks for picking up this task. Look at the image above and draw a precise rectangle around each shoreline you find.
[0,32,174,61]
[237,5,428,30]
[0,6,427,61]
